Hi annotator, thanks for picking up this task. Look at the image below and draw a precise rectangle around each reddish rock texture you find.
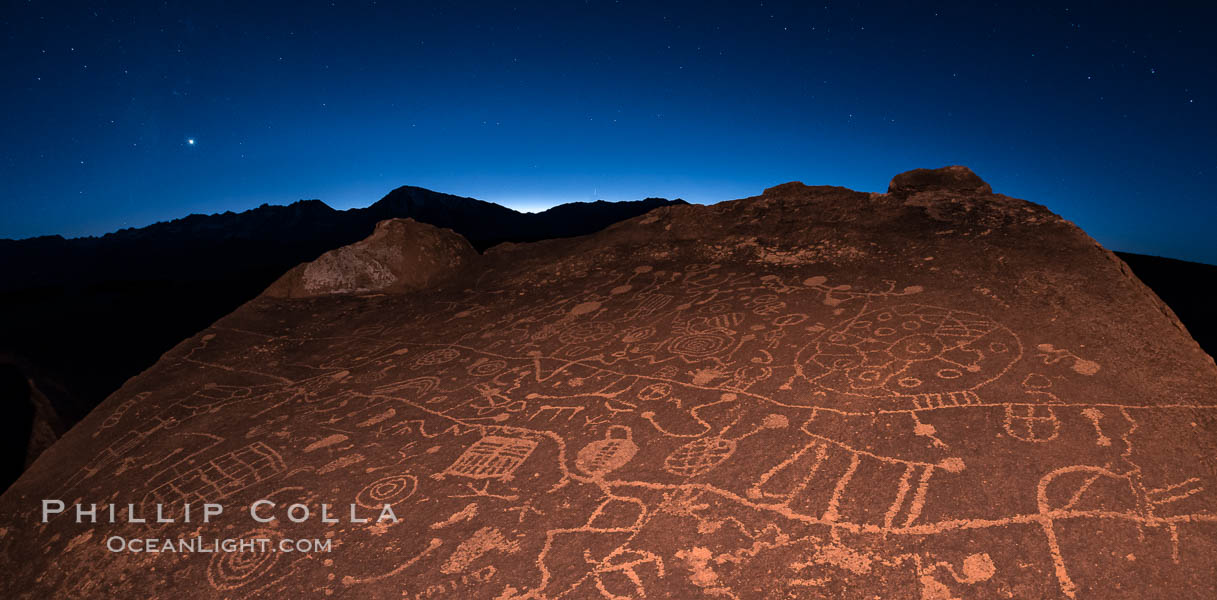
[2,167,1215,599]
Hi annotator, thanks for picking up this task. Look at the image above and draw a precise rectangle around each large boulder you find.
[3,168,1215,599]
[888,165,993,195]
[262,218,477,298]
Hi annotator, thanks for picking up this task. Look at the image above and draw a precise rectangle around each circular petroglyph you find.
[664,437,737,477]
[415,348,459,366]
[356,474,418,509]
[669,333,733,358]
[888,334,944,360]
[468,359,507,376]
[773,313,808,327]
[207,529,281,590]
[936,368,963,379]
[637,382,673,402]
[798,305,1021,401]
[852,368,887,386]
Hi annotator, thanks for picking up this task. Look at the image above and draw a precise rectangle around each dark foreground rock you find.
[2,167,1215,599]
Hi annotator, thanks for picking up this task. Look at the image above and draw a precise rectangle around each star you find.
[186,138,195,145]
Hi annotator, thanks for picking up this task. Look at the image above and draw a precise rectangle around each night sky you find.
[2,1,1214,263]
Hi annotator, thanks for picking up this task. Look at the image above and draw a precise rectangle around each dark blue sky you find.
[2,1,1214,262]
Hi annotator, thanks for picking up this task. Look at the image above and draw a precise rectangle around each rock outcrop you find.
[263,219,476,298]
[887,164,994,195]
[3,167,1216,599]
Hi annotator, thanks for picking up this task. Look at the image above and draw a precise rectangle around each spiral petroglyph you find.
[356,474,418,508]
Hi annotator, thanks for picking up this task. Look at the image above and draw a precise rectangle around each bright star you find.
[187,138,195,145]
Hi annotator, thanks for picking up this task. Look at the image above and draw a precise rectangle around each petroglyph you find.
[206,528,283,591]
[1081,407,1112,446]
[442,435,539,481]
[5,170,1217,599]
[431,502,479,529]
[355,474,418,508]
[576,426,638,477]
[441,527,520,574]
[1035,343,1101,376]
[143,441,286,509]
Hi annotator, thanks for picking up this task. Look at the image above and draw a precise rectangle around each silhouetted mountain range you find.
[0,186,681,290]
[0,188,683,488]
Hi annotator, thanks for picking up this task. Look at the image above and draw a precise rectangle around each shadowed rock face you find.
[0,364,35,490]
[0,360,64,493]
[3,166,1217,599]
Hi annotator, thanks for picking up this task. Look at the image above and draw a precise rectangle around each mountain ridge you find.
[0,187,685,288]
[0,189,685,245]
